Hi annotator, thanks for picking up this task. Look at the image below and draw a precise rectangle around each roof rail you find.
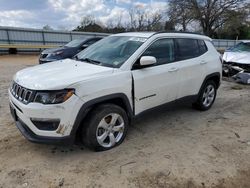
[154,30,206,36]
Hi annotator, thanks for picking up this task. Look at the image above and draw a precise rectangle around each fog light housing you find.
[31,118,60,131]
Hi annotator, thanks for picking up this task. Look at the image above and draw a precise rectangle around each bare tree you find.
[106,13,126,33]
[79,15,95,28]
[188,0,248,37]
[146,13,163,31]
[167,0,249,36]
[167,0,193,31]
[116,13,123,29]
[42,24,53,30]
[216,6,250,38]
[128,8,138,31]
[74,15,104,32]
[128,6,164,31]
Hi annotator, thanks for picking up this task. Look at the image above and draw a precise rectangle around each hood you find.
[223,51,250,64]
[14,59,114,90]
[42,46,75,54]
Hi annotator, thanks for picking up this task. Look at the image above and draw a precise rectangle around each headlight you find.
[51,51,63,56]
[34,89,74,104]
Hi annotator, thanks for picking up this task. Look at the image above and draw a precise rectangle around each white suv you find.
[9,32,222,151]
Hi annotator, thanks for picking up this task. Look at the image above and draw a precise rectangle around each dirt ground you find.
[0,55,250,188]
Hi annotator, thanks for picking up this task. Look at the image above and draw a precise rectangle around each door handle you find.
[168,67,179,72]
[200,60,208,65]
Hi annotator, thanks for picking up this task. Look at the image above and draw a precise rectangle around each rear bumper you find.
[14,118,73,145]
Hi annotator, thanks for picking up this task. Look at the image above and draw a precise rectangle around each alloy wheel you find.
[96,113,125,148]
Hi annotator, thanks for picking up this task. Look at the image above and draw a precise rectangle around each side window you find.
[175,39,200,61]
[142,39,175,65]
[83,40,97,46]
[198,40,208,55]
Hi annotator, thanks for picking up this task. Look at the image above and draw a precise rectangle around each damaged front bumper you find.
[223,61,250,76]
[13,115,73,145]
[8,89,84,144]
[223,62,250,84]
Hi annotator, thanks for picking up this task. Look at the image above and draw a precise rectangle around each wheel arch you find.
[199,72,221,96]
[70,93,133,142]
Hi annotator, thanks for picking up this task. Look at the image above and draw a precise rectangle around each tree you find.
[128,6,164,31]
[216,7,250,39]
[81,23,104,32]
[80,15,95,28]
[146,13,163,31]
[42,24,53,30]
[74,16,104,32]
[166,0,249,37]
[164,20,175,30]
[167,0,193,31]
[188,0,248,37]
[128,8,137,31]
[105,12,126,33]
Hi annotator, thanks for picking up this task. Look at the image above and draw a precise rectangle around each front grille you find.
[40,53,48,58]
[10,82,34,104]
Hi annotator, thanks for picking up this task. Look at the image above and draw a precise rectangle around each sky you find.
[0,0,167,30]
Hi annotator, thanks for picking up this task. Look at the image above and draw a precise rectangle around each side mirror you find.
[81,44,89,49]
[140,56,157,66]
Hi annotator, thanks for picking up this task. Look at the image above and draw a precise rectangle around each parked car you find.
[39,37,103,64]
[222,41,250,76]
[9,32,222,151]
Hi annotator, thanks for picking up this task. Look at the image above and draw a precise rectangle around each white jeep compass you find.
[9,32,222,151]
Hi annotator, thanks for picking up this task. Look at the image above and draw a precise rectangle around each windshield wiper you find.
[78,58,102,65]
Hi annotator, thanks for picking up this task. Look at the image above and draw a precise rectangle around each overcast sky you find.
[0,0,167,30]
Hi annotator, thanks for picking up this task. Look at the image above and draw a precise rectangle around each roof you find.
[241,40,250,43]
[113,31,212,41]
[114,32,156,38]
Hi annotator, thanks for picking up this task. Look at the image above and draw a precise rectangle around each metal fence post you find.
[6,29,10,44]
[70,32,73,41]
[42,31,45,45]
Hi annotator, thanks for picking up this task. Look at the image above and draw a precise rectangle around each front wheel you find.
[82,104,129,151]
[193,80,217,111]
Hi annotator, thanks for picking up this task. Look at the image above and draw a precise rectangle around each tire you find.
[82,104,129,151]
[193,80,217,111]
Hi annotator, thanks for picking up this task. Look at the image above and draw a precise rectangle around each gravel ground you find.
[0,55,250,188]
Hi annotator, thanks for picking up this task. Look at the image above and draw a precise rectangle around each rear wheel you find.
[193,80,217,111]
[82,104,128,151]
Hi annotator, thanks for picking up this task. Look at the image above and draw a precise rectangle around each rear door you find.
[132,38,181,115]
[174,38,208,99]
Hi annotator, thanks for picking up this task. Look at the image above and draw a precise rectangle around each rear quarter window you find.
[198,40,208,55]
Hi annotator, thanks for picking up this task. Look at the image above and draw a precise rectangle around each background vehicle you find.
[39,37,102,64]
[9,32,222,151]
[222,41,250,76]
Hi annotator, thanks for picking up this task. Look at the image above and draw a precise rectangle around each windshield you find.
[65,38,85,47]
[231,42,250,52]
[75,36,147,68]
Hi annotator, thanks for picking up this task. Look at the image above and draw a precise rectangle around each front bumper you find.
[14,116,73,145]
[9,89,84,144]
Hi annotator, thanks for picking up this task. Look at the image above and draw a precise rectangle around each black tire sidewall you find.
[83,104,129,151]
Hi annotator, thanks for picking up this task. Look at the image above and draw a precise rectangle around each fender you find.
[70,93,133,138]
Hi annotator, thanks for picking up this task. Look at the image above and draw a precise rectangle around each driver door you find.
[132,38,180,115]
